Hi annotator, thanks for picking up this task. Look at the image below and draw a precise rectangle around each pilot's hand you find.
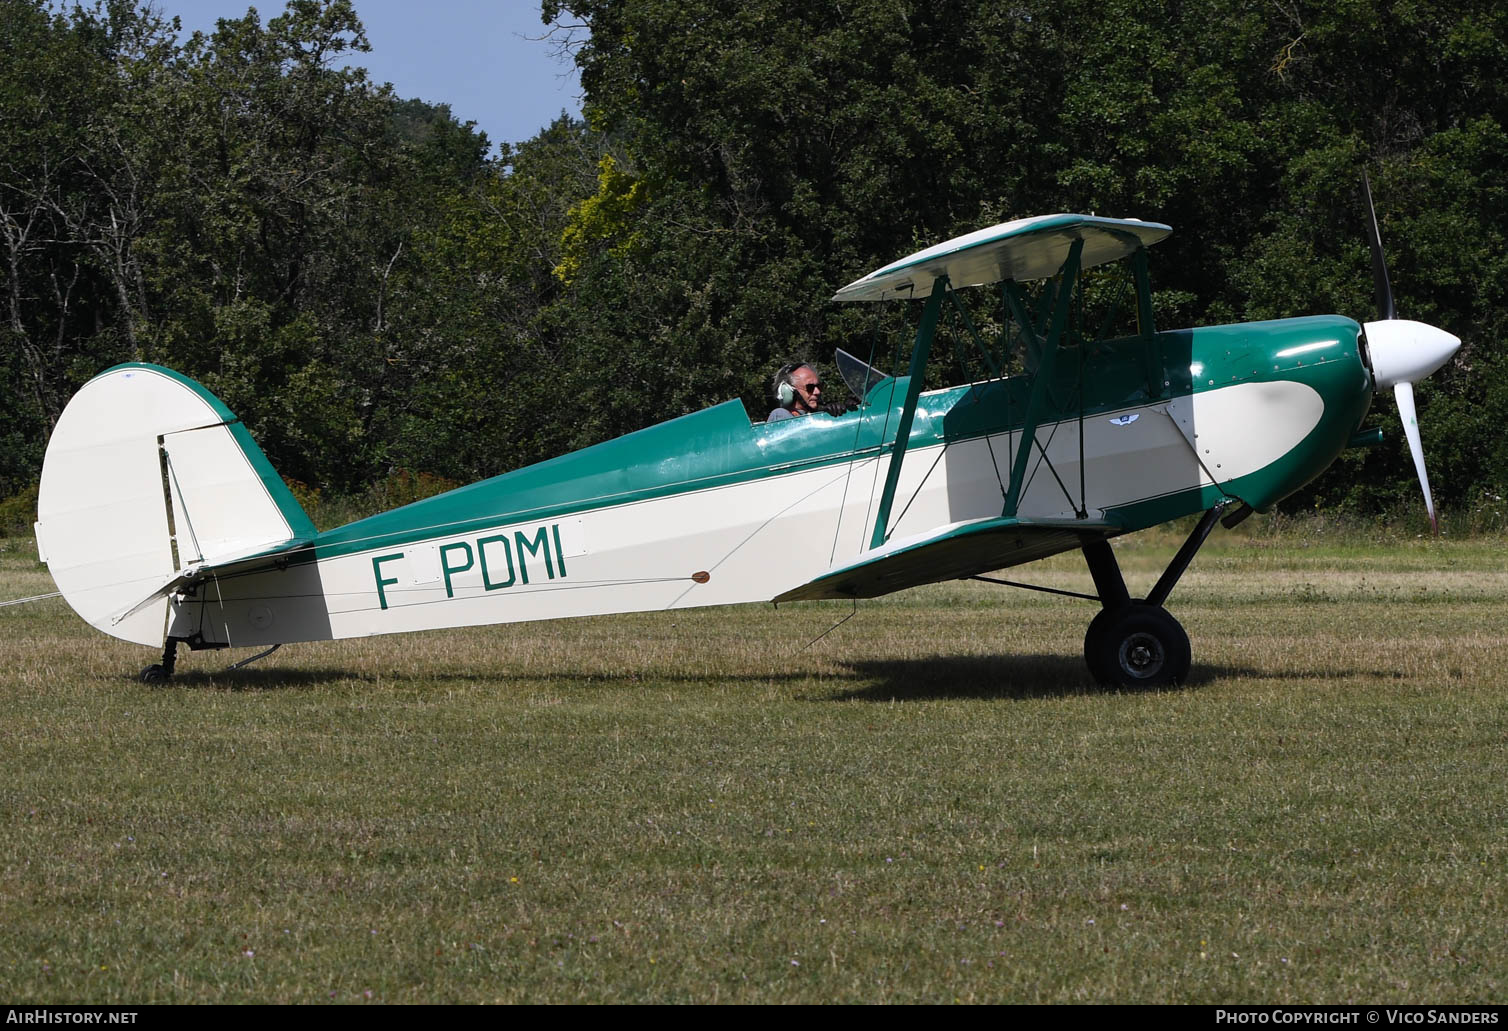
[819,400,858,416]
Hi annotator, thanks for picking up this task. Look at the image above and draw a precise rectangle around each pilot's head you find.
[774,362,822,415]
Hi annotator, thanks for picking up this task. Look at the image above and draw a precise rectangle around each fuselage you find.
[165,314,1373,649]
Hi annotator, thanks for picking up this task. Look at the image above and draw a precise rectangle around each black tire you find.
[1083,606,1122,685]
[1084,604,1191,688]
[140,664,169,684]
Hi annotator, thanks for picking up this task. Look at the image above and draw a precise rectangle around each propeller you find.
[1359,171,1461,534]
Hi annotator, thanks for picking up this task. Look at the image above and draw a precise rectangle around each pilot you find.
[767,362,853,422]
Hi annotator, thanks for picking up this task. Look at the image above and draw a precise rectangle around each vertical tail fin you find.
[35,364,314,646]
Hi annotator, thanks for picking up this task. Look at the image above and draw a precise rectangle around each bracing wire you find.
[800,596,859,652]
[829,295,895,566]
[0,591,62,608]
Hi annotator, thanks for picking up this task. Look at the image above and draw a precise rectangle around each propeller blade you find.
[1393,381,1438,534]
[1362,170,1396,321]
[1358,171,1459,535]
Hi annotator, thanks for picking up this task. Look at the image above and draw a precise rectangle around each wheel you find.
[139,664,170,684]
[1084,604,1191,688]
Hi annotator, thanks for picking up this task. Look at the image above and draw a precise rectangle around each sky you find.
[154,0,584,152]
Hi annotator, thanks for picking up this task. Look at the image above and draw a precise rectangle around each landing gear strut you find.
[1080,502,1229,687]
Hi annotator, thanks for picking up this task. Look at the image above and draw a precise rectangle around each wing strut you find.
[943,284,1003,379]
[870,276,946,548]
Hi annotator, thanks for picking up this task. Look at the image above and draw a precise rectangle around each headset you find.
[773,362,808,407]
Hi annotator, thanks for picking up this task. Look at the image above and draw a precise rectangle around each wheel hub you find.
[1120,631,1165,679]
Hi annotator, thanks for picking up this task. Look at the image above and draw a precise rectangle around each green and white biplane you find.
[35,190,1459,687]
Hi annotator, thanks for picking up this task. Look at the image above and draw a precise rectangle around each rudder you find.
[35,364,315,647]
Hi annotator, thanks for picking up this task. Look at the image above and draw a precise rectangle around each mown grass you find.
[1,521,1506,1003]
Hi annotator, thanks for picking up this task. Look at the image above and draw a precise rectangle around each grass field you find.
[2,519,1506,1003]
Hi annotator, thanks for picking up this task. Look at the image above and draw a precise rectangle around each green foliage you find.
[554,155,651,283]
[0,481,38,536]
[288,468,464,530]
[548,0,1508,511]
[2,0,1505,518]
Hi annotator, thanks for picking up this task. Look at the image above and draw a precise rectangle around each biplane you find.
[34,190,1460,687]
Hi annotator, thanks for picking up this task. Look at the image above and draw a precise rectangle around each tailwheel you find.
[1084,603,1191,688]
[139,639,179,685]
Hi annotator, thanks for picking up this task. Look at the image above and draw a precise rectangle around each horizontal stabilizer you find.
[109,534,315,628]
[774,516,1121,602]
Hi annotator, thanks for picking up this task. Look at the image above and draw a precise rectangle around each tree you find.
[3,0,1504,518]
[544,0,1508,512]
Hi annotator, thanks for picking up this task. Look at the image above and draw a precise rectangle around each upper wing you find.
[833,214,1171,302]
[773,515,1121,602]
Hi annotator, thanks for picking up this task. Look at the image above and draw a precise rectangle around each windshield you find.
[835,348,892,401]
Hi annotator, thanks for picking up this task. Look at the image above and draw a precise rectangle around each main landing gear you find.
[1080,502,1239,688]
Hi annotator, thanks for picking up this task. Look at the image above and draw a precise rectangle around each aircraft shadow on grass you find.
[827,653,1211,701]
[115,655,1388,698]
[819,654,1385,701]
[106,667,375,692]
[112,665,823,691]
